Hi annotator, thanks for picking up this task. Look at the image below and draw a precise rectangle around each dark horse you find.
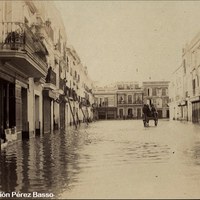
[142,104,158,127]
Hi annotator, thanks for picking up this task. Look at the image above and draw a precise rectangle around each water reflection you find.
[119,142,171,164]
[0,128,88,198]
[184,141,200,166]
[1,120,200,199]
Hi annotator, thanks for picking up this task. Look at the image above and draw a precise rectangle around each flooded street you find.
[1,120,200,199]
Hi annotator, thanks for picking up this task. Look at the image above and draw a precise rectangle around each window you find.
[118,95,124,104]
[104,97,108,106]
[70,67,72,76]
[196,75,199,87]
[128,95,132,104]
[66,57,69,72]
[128,108,133,116]
[162,88,166,96]
[166,89,168,96]
[156,88,162,97]
[119,109,123,118]
[156,98,162,108]
[152,88,156,96]
[183,59,186,74]
[193,79,196,96]
[135,94,142,104]
[147,88,152,96]
[99,98,102,107]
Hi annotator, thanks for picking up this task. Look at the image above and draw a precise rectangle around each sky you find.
[55,1,200,85]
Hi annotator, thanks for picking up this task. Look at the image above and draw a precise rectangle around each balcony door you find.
[43,95,51,133]
[21,88,28,138]
[0,79,15,132]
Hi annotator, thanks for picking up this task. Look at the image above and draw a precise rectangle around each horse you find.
[142,104,158,127]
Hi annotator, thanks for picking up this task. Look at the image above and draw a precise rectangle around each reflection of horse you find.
[142,104,158,127]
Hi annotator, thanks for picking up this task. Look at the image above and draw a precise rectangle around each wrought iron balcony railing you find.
[0,22,48,76]
[0,22,25,50]
[118,100,143,105]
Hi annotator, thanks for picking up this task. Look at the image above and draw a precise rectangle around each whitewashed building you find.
[143,81,170,118]
[169,32,200,123]
[93,84,117,119]
[0,1,94,143]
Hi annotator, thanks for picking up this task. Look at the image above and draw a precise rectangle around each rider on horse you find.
[150,104,157,116]
[142,103,158,127]
[143,103,157,118]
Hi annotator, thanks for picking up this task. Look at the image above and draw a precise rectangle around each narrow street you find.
[1,120,200,199]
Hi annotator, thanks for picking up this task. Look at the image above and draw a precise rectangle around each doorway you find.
[119,109,123,118]
[137,108,141,118]
[35,95,40,135]
[22,88,28,138]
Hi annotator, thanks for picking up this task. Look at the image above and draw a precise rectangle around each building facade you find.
[93,85,117,120]
[169,32,200,124]
[142,81,170,118]
[168,64,186,121]
[94,81,169,120]
[116,82,143,119]
[0,1,94,143]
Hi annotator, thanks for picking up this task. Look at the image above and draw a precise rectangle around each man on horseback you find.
[150,104,158,118]
[142,103,158,127]
[142,104,151,123]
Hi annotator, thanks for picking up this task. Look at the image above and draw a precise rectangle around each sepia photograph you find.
[0,0,200,199]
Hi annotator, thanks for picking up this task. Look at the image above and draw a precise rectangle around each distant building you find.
[142,81,170,118]
[94,81,169,120]
[93,85,117,120]
[168,64,186,121]
[116,82,143,119]
[169,31,200,123]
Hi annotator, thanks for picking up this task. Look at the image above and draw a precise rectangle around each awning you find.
[190,96,200,103]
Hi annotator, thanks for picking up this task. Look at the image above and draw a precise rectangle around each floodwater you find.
[1,120,200,199]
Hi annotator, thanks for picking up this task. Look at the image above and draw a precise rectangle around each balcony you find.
[118,100,126,104]
[81,98,90,107]
[98,102,108,107]
[118,100,143,105]
[67,88,76,101]
[59,78,66,91]
[44,67,56,90]
[0,22,48,78]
